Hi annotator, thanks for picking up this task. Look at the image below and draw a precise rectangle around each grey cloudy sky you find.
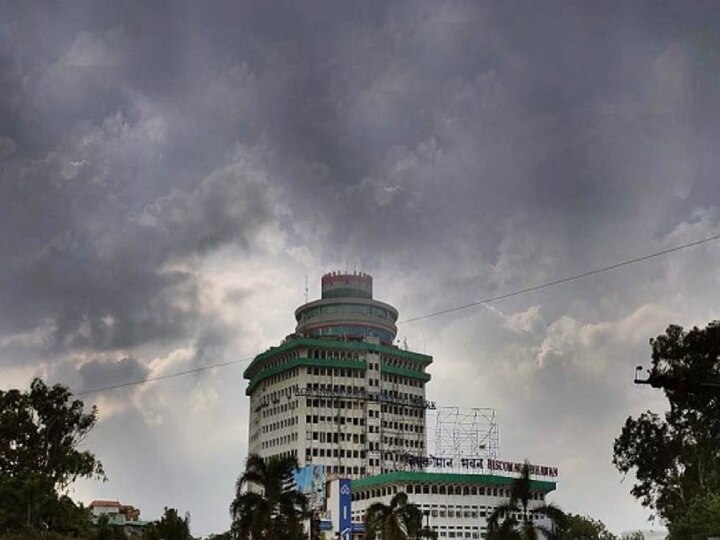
[2,1,720,535]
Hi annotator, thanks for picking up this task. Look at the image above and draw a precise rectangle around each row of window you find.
[383,373,424,387]
[306,382,371,393]
[258,367,299,391]
[305,325,395,344]
[306,414,366,426]
[310,431,365,444]
[354,485,546,500]
[258,386,297,410]
[305,398,370,409]
[252,348,428,393]
[253,349,364,390]
[301,398,425,419]
[306,366,425,388]
[382,420,423,432]
[308,349,361,361]
[382,405,424,418]
[319,464,365,475]
[262,416,298,434]
[299,304,396,322]
[380,354,428,373]
[260,432,298,449]
[261,398,297,418]
[306,447,366,459]
[263,449,297,462]
[307,367,363,378]
[253,353,300,379]
[380,436,423,448]
[437,531,482,539]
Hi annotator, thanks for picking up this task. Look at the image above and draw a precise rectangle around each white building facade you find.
[244,272,433,478]
[351,471,556,539]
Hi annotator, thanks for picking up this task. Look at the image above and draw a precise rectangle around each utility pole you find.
[634,366,720,395]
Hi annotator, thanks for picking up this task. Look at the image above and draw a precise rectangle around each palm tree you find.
[487,462,565,540]
[230,454,308,540]
[364,491,423,540]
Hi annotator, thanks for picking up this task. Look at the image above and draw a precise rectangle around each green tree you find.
[487,462,565,540]
[558,514,617,540]
[0,473,92,539]
[205,533,232,540]
[229,454,308,540]
[143,507,192,540]
[364,491,422,540]
[613,322,720,524]
[620,533,644,540]
[0,378,104,539]
[0,378,105,489]
[667,493,720,540]
[92,514,127,540]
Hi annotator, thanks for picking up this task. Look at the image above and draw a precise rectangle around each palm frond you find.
[389,491,409,509]
[488,501,520,530]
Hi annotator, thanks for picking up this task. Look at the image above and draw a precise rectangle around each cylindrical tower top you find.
[321,272,373,299]
[295,272,397,344]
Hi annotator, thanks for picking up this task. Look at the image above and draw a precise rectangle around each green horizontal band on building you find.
[381,364,431,382]
[246,357,367,395]
[322,288,372,299]
[351,471,556,492]
[244,338,432,378]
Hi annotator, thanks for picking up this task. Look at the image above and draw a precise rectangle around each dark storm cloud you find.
[77,356,150,393]
[0,114,274,355]
[3,2,720,534]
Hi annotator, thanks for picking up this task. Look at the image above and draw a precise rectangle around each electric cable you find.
[399,232,720,324]
[75,232,720,396]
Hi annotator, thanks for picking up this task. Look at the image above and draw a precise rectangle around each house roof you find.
[90,500,122,508]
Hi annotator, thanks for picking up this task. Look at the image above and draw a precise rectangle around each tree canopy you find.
[143,507,193,540]
[558,513,617,540]
[613,322,720,524]
[0,378,105,539]
[0,378,105,489]
[666,493,720,540]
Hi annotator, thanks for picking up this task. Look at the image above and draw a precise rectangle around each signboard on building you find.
[400,453,559,478]
[292,465,326,509]
[338,479,352,540]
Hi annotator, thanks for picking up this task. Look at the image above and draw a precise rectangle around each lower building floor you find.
[320,471,557,540]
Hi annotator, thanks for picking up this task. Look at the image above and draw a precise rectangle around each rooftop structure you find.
[88,499,148,533]
[294,272,398,345]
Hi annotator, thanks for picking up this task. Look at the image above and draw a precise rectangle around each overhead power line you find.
[76,357,253,396]
[75,232,720,397]
[398,232,720,324]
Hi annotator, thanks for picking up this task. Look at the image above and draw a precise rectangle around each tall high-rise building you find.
[244,272,432,478]
[245,272,559,539]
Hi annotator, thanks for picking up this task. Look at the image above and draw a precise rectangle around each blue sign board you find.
[292,465,326,509]
[338,478,352,540]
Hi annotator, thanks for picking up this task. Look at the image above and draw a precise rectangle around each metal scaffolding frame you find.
[427,406,499,461]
